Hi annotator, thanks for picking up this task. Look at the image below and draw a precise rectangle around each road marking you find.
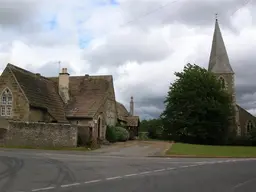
[152,169,166,173]
[106,176,122,180]
[138,171,152,175]
[187,164,199,167]
[31,186,55,191]
[84,179,102,184]
[124,173,138,177]
[14,158,256,192]
[61,183,81,188]
[166,167,176,170]
[180,165,190,168]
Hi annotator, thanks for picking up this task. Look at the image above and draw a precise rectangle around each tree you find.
[161,63,233,145]
[139,119,164,139]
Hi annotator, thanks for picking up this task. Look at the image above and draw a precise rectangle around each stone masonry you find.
[3,121,78,148]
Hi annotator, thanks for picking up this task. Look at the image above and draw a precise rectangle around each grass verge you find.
[166,143,256,157]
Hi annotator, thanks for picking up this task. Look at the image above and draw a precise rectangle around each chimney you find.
[59,67,70,104]
[130,96,134,116]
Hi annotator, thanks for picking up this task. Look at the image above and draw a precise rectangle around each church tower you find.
[208,16,241,136]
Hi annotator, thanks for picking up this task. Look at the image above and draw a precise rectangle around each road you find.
[0,144,255,192]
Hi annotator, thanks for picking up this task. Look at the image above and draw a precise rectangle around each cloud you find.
[84,27,172,70]
[0,0,42,33]
[118,0,250,30]
[0,0,255,120]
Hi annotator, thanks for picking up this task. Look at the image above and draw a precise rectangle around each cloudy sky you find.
[0,0,255,119]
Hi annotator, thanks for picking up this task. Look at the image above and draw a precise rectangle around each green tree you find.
[161,63,233,145]
[139,119,164,139]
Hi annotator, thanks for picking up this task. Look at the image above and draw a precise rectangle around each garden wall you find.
[3,121,78,148]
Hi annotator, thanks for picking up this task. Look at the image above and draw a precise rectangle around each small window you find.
[7,96,12,104]
[247,121,254,133]
[6,106,11,116]
[1,106,5,116]
[219,77,225,89]
[2,96,6,104]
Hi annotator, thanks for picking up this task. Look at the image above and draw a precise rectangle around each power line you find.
[85,0,251,45]
[231,0,251,16]
[85,0,179,43]
[120,0,179,27]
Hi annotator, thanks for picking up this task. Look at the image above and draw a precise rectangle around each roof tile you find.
[7,64,67,122]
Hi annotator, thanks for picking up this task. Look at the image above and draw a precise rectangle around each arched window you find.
[219,77,225,89]
[0,88,12,117]
[246,120,254,133]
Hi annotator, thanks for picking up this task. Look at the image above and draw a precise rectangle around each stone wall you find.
[105,98,117,126]
[3,121,78,148]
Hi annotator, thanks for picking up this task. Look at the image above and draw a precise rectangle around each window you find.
[247,120,254,134]
[219,77,225,89]
[0,88,13,117]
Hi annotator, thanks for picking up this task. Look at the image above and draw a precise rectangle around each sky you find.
[0,0,255,119]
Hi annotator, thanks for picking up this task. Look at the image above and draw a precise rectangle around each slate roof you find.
[116,101,140,127]
[49,75,113,118]
[116,102,129,121]
[7,64,67,122]
[5,63,139,125]
[208,19,234,74]
[126,116,140,127]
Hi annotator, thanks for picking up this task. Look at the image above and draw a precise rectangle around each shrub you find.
[106,126,117,143]
[106,126,130,142]
[138,132,149,140]
[115,126,130,142]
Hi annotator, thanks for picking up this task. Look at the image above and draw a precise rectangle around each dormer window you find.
[0,88,13,117]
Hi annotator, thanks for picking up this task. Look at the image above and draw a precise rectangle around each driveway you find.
[0,143,255,192]
[86,140,172,157]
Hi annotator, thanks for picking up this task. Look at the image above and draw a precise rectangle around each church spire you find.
[208,16,234,74]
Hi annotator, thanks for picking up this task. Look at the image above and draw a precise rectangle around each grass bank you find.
[166,143,256,158]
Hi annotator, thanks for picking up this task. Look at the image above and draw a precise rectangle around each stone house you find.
[116,97,140,139]
[0,64,140,143]
[208,18,256,136]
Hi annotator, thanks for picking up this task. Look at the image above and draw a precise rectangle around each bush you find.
[106,126,117,143]
[115,126,130,142]
[227,136,256,146]
[106,126,130,142]
[138,132,149,140]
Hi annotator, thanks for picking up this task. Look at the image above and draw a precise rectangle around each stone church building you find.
[208,18,256,136]
[0,64,140,142]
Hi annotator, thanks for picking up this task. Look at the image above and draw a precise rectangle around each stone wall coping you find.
[8,120,72,126]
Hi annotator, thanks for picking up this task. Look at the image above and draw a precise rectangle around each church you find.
[208,17,256,136]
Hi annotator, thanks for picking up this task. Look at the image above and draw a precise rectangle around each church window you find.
[246,120,254,134]
[0,88,13,117]
[219,77,225,89]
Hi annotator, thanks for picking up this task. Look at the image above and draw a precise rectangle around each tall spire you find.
[208,16,234,74]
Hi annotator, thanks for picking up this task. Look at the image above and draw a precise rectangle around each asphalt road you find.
[0,148,256,192]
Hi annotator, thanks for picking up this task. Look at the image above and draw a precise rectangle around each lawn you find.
[167,143,256,157]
